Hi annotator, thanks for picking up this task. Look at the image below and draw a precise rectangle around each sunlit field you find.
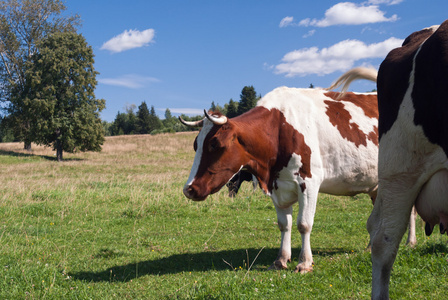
[0,133,447,299]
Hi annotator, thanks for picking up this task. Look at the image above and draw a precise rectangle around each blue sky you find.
[65,0,447,122]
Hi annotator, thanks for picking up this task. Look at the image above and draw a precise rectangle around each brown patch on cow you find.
[325,91,378,119]
[324,92,379,147]
[267,109,312,192]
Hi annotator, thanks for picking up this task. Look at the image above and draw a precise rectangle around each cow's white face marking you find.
[185,120,214,187]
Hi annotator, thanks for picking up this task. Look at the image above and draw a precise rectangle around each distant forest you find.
[101,85,261,137]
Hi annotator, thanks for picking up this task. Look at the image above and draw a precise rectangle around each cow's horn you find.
[204,109,227,125]
[178,116,204,127]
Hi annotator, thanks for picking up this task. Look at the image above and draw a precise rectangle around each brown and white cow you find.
[367,20,448,299]
[180,74,379,273]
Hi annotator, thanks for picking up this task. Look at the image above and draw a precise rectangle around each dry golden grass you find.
[0,132,198,202]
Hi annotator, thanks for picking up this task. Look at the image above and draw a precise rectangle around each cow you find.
[366,20,448,299]
[226,170,257,197]
[180,72,379,273]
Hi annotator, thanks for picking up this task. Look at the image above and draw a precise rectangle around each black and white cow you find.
[367,20,448,299]
[226,170,257,197]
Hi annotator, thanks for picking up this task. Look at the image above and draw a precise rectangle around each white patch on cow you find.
[271,153,306,209]
[184,119,214,188]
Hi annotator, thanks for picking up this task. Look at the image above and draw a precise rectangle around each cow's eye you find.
[208,138,220,152]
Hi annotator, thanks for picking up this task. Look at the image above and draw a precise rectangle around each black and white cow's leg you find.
[294,186,319,274]
[269,205,293,270]
[368,185,415,300]
[406,206,417,247]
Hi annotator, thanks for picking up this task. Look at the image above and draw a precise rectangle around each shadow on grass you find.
[0,149,83,162]
[70,247,351,283]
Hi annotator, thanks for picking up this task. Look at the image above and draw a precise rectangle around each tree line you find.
[103,85,261,136]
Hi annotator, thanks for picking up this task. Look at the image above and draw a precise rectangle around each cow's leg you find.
[269,205,293,270]
[367,185,415,300]
[294,187,319,274]
[406,207,417,247]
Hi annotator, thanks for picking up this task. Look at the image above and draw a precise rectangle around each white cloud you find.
[101,29,155,53]
[303,30,316,38]
[299,2,398,27]
[367,0,403,5]
[98,74,160,89]
[279,16,295,28]
[274,37,403,77]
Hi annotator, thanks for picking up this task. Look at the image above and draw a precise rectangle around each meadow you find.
[0,132,447,299]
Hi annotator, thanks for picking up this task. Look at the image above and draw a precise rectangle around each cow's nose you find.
[183,184,194,199]
[183,184,207,201]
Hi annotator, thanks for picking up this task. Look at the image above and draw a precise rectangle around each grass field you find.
[0,132,447,299]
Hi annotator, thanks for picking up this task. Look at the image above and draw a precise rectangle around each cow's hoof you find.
[294,263,313,274]
[268,259,288,270]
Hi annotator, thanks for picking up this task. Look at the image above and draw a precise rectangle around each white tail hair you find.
[326,67,378,96]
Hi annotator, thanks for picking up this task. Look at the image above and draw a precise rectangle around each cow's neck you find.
[233,106,283,195]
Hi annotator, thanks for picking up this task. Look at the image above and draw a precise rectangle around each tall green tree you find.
[237,85,258,115]
[23,31,105,161]
[111,112,128,136]
[0,0,80,150]
[148,105,162,133]
[136,101,151,134]
[125,104,137,134]
[226,99,239,118]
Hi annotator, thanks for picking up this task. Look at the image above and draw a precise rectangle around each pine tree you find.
[226,99,239,118]
[136,101,151,134]
[237,86,257,115]
[148,105,162,133]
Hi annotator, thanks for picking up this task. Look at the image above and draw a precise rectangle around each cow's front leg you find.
[269,205,293,270]
[295,188,318,274]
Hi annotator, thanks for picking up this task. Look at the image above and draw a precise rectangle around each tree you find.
[24,31,105,161]
[226,99,239,118]
[237,86,258,115]
[125,104,137,134]
[0,0,80,150]
[162,108,178,132]
[148,105,162,133]
[136,101,151,134]
[210,101,217,112]
[111,112,128,136]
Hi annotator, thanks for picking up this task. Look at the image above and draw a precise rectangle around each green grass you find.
[0,134,447,299]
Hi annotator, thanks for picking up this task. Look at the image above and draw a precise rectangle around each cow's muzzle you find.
[183,184,208,201]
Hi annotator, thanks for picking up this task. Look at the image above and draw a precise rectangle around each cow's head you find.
[180,110,249,201]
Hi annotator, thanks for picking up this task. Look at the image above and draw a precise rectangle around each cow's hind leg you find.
[368,186,415,299]
[294,187,319,274]
[269,205,293,270]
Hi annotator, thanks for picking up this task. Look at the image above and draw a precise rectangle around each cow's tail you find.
[326,67,378,96]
